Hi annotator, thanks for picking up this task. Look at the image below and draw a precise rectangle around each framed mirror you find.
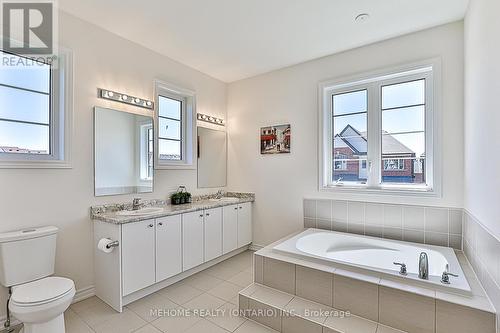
[94,107,153,196]
[197,126,227,188]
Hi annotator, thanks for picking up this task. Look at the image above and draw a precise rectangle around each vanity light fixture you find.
[197,112,225,126]
[98,88,154,110]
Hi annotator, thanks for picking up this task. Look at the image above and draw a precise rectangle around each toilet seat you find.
[11,277,75,307]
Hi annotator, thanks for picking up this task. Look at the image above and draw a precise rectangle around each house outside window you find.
[384,159,405,171]
[319,60,440,195]
[0,50,73,168]
[334,153,348,170]
[154,80,196,169]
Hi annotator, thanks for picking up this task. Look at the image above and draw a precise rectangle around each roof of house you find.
[334,125,414,155]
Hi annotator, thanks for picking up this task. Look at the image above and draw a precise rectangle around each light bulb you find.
[108,91,114,97]
[122,95,128,101]
[146,101,152,106]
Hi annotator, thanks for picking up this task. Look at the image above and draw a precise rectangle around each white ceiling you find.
[59,0,469,82]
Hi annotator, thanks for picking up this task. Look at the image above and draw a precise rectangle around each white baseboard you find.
[73,285,95,304]
[249,243,264,251]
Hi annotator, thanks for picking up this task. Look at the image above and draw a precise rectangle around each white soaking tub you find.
[273,228,471,294]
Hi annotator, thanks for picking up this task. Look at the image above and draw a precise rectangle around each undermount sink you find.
[116,207,164,216]
[209,197,240,203]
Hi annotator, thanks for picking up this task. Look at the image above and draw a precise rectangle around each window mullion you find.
[366,83,381,188]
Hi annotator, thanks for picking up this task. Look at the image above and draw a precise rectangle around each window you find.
[0,50,72,168]
[158,95,182,161]
[332,89,367,183]
[140,124,153,180]
[154,80,196,169]
[381,79,425,184]
[319,60,438,195]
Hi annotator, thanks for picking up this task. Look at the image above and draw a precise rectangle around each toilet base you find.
[1,323,23,333]
[20,314,65,333]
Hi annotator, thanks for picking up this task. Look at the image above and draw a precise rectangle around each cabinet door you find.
[204,207,222,262]
[182,211,204,271]
[237,202,252,247]
[223,205,238,254]
[156,215,182,282]
[122,219,156,295]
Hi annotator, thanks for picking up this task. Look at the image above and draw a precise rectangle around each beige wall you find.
[464,0,500,239]
[227,22,465,247]
[0,11,227,315]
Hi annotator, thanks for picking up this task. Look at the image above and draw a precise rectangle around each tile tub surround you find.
[247,233,496,333]
[90,192,255,224]
[240,283,421,333]
[463,210,500,333]
[303,199,463,249]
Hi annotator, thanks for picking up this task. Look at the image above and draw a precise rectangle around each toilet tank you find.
[0,226,58,287]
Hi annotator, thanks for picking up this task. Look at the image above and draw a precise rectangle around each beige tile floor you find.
[65,251,277,333]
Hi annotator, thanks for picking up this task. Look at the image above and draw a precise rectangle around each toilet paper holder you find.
[106,240,119,249]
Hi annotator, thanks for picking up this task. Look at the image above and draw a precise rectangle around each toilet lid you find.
[11,277,74,306]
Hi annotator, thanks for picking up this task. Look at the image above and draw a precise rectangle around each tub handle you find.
[393,262,408,276]
[441,264,459,284]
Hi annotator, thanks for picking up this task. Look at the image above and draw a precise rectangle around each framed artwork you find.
[260,124,291,154]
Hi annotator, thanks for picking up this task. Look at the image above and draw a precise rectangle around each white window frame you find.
[318,59,442,197]
[154,80,196,170]
[0,48,73,168]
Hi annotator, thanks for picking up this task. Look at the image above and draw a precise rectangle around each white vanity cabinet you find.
[121,219,156,295]
[183,207,223,269]
[238,202,252,247]
[182,210,205,270]
[223,202,252,252]
[93,200,253,313]
[156,215,182,282]
[204,207,223,262]
[222,205,239,254]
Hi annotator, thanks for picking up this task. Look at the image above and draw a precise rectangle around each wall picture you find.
[260,124,291,154]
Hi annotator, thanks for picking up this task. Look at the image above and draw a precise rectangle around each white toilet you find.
[0,226,75,333]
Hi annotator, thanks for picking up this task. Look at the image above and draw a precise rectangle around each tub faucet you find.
[419,252,429,280]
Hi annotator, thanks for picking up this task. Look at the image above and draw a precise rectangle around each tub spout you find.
[419,252,429,280]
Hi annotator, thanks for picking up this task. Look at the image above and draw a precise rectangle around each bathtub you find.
[273,228,471,294]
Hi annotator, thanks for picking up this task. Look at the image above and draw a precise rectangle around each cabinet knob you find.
[239,207,243,209]
[206,213,210,216]
[158,222,163,226]
[234,207,238,210]
[148,223,154,228]
[199,214,204,218]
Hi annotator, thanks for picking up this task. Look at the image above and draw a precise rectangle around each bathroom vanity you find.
[90,194,254,312]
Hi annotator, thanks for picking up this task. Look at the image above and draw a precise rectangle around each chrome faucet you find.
[419,252,429,280]
[393,262,407,276]
[132,198,142,210]
[441,264,459,284]
[215,189,225,199]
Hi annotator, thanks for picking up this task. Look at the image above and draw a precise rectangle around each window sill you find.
[320,184,440,198]
[0,159,72,169]
[155,163,196,170]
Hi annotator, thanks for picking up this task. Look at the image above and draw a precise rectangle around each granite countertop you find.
[90,192,255,224]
